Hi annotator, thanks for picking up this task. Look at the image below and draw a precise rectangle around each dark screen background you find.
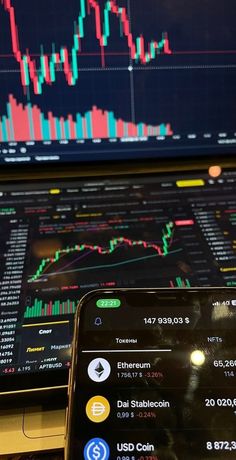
[0,0,236,163]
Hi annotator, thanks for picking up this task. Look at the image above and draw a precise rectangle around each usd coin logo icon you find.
[88,358,111,383]
[84,437,110,460]
[86,395,110,423]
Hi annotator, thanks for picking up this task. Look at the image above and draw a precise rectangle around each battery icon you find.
[231,300,236,306]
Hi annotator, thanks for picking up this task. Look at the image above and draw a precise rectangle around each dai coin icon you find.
[86,395,110,423]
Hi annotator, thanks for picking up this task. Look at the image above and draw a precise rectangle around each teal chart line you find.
[28,247,183,281]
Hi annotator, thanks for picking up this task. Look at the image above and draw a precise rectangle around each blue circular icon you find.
[84,437,110,460]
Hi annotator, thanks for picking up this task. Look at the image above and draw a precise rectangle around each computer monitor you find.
[0,169,236,396]
[0,0,235,165]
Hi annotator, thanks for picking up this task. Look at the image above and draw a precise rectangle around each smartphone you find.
[65,288,236,459]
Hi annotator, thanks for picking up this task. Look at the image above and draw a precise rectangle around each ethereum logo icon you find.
[95,362,105,378]
[88,358,111,383]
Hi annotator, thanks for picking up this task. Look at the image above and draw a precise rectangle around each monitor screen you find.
[0,169,236,380]
[0,0,236,165]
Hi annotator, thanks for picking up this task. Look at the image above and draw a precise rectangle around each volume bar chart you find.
[0,95,173,142]
[24,298,77,318]
[169,277,191,288]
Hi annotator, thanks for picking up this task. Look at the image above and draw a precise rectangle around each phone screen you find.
[66,289,236,459]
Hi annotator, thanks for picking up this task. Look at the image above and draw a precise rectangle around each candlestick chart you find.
[24,218,193,319]
[28,221,176,283]
[1,0,171,95]
[0,0,235,161]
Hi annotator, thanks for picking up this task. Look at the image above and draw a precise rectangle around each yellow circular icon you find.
[86,395,110,423]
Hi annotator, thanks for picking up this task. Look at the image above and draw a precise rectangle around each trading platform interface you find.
[0,170,236,377]
[0,0,236,163]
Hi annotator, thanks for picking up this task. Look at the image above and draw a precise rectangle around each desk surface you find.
[9,454,63,460]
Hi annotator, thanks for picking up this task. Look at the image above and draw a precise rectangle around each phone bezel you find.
[65,286,236,458]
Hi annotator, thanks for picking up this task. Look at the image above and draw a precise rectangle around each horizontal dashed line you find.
[0,64,236,74]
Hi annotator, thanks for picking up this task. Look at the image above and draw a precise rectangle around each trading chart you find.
[1,171,236,375]
[0,0,235,162]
